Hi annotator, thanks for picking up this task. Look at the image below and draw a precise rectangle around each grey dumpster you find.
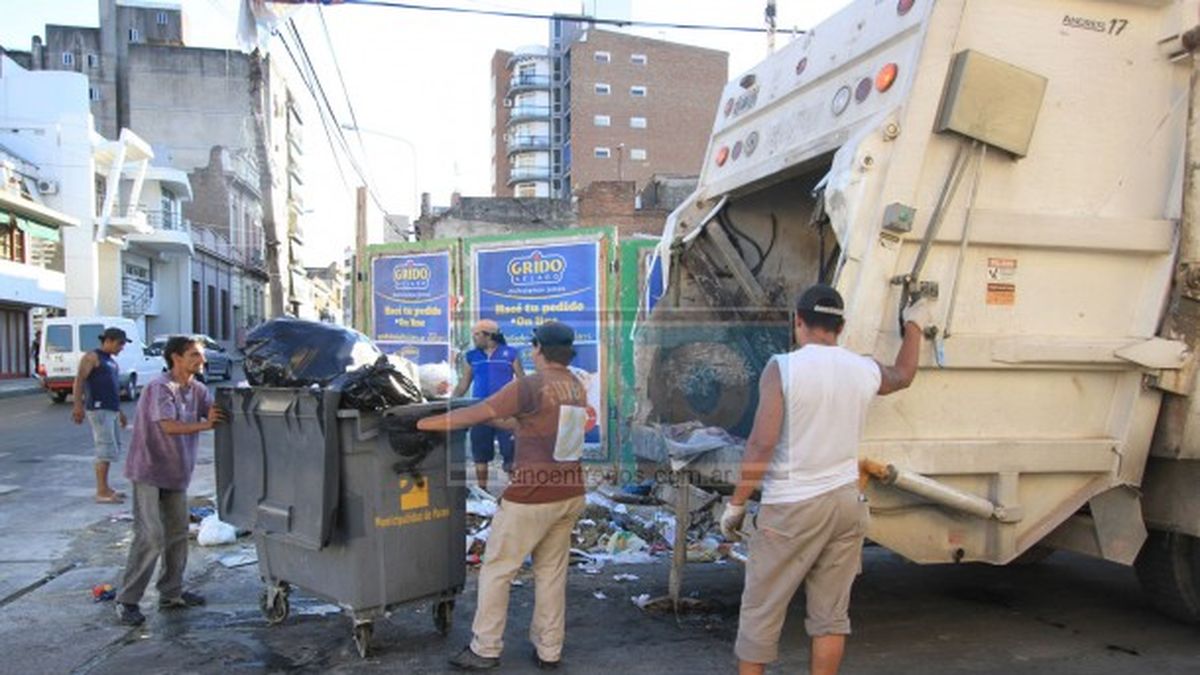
[214,387,468,657]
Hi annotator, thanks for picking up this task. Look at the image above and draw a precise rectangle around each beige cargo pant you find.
[470,494,586,662]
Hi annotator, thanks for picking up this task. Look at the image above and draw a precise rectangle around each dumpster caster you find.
[353,621,373,658]
[434,600,454,636]
[260,583,290,625]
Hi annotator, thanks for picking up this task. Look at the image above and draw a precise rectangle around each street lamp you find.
[340,124,420,227]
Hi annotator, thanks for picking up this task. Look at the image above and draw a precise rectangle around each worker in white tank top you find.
[722,283,932,675]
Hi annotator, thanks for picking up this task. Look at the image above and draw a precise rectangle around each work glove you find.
[720,503,747,542]
[902,297,934,332]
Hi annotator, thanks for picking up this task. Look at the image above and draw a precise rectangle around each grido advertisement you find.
[474,241,604,447]
[372,251,452,364]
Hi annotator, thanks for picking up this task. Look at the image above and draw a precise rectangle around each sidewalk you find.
[0,377,43,400]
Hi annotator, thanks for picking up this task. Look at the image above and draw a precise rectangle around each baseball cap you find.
[796,283,845,317]
[100,327,129,344]
[531,321,574,347]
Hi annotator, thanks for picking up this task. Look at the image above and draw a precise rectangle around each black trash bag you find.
[242,317,380,387]
[333,355,424,412]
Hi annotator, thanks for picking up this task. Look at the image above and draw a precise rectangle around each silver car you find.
[147,334,233,382]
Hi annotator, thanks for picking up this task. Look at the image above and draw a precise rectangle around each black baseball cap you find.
[100,327,129,344]
[531,321,574,347]
[796,283,845,317]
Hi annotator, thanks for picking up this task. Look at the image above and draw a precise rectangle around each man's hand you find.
[72,404,84,425]
[118,411,127,429]
[720,503,747,542]
[206,405,225,429]
[902,297,934,332]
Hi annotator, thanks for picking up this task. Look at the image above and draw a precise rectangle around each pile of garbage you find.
[462,484,747,570]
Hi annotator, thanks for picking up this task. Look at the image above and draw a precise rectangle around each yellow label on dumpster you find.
[399,477,430,511]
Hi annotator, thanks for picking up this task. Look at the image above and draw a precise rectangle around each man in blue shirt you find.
[71,327,129,504]
[454,319,524,492]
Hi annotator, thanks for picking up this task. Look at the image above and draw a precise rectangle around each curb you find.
[0,386,44,401]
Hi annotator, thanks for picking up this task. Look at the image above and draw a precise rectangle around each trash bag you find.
[333,355,424,412]
[242,318,380,387]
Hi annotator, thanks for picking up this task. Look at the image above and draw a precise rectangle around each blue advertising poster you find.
[372,251,452,364]
[474,241,604,446]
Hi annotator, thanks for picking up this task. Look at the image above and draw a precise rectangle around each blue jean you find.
[470,425,514,472]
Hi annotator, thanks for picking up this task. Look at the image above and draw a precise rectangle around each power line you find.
[275,29,353,192]
[317,5,367,159]
[339,0,791,34]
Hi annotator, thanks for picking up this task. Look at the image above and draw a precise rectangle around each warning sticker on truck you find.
[987,258,1017,281]
[987,283,1016,306]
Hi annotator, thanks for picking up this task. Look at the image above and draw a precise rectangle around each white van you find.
[40,316,163,403]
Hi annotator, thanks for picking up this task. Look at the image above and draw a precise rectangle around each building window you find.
[630,148,647,161]
[594,82,611,95]
[631,53,647,65]
[0,221,26,263]
[86,53,98,68]
[593,114,611,127]
[221,290,231,340]
[630,116,647,129]
[630,85,647,97]
[594,147,611,159]
[129,28,140,42]
[156,11,168,25]
[516,183,537,198]
[594,51,610,63]
[207,285,217,337]
[61,52,74,67]
[88,87,101,102]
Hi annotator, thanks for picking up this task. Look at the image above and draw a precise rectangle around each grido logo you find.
[392,258,432,291]
[508,250,566,286]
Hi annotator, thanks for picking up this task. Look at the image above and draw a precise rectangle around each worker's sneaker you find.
[532,648,560,670]
[159,591,206,609]
[115,602,145,626]
[448,646,499,670]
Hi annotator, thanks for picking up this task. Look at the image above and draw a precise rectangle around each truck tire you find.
[1135,529,1200,623]
[50,390,67,404]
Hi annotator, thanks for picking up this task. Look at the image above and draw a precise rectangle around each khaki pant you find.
[470,494,586,662]
[735,483,868,664]
[115,482,189,605]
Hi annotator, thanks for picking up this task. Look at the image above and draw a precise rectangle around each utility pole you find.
[250,49,286,317]
[355,185,368,333]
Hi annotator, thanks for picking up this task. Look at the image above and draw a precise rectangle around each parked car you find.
[39,316,162,403]
[146,334,233,382]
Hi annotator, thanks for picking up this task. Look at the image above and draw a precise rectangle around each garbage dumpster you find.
[214,386,469,657]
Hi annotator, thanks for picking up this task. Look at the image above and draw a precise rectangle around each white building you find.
[502,45,553,198]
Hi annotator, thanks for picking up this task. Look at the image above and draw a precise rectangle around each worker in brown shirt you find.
[418,321,588,671]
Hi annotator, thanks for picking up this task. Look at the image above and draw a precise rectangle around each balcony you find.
[509,73,551,94]
[508,105,551,123]
[122,280,158,318]
[507,166,551,186]
[507,134,551,156]
[122,208,194,255]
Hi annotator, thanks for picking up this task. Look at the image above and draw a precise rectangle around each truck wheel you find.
[50,391,67,404]
[123,375,138,401]
[1135,529,1200,623]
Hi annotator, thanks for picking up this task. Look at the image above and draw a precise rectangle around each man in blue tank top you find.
[71,327,129,504]
[453,319,524,492]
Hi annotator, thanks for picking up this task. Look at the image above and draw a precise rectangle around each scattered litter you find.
[108,511,134,522]
[235,380,251,389]
[606,531,648,556]
[197,514,238,546]
[293,603,342,617]
[613,573,639,582]
[188,506,215,523]
[593,591,607,600]
[91,583,115,602]
[511,579,526,587]
[631,593,652,609]
[466,486,498,517]
[418,362,457,399]
[216,550,258,568]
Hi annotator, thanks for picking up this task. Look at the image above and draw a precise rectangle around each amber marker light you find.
[715,146,730,166]
[876,63,899,92]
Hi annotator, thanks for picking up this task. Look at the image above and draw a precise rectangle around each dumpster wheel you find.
[434,599,454,636]
[353,621,373,658]
[260,583,290,625]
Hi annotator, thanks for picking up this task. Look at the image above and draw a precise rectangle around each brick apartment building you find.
[493,24,727,200]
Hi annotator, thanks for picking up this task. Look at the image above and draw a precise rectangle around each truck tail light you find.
[898,0,915,16]
[715,146,730,166]
[876,63,898,92]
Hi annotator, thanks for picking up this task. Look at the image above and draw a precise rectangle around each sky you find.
[0,0,854,264]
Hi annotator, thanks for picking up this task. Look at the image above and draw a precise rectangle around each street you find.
[1,390,1198,674]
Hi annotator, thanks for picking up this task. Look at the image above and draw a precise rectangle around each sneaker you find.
[159,591,206,609]
[448,646,500,671]
[532,648,560,670]
[116,602,145,626]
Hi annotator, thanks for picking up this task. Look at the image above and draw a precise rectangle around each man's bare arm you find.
[452,362,473,398]
[418,400,500,432]
[71,352,97,404]
[877,322,922,395]
[730,360,784,507]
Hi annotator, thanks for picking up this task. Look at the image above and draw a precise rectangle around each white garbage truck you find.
[636,0,1200,621]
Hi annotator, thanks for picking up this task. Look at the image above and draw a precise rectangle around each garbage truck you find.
[635,0,1200,622]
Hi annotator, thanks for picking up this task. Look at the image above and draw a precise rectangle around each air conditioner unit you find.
[36,179,59,195]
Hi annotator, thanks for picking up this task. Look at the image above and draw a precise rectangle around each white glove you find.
[902,298,934,332]
[720,503,747,542]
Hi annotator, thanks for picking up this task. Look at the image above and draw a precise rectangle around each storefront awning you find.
[14,216,60,242]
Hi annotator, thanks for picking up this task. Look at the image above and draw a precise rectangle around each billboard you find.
[371,251,453,364]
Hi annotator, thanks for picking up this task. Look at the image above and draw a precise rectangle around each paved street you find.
[1,389,1199,674]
